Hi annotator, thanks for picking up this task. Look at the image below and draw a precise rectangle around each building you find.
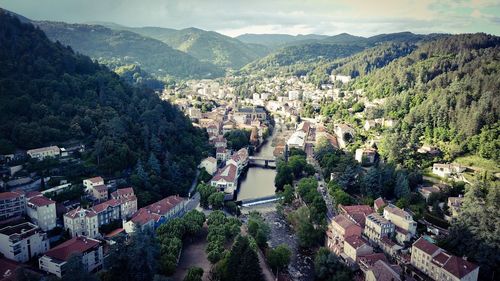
[63,207,99,238]
[432,163,466,178]
[373,197,386,211]
[0,222,49,263]
[233,107,266,124]
[383,204,417,239]
[343,236,373,265]
[447,196,464,219]
[211,164,238,195]
[355,148,377,165]
[111,187,138,219]
[123,195,186,233]
[0,191,25,220]
[287,131,306,149]
[199,157,218,176]
[39,236,103,278]
[334,124,355,149]
[26,192,57,231]
[418,185,441,201]
[90,199,123,228]
[363,213,395,245]
[216,147,230,161]
[83,176,106,201]
[339,205,374,228]
[26,146,60,160]
[411,237,479,281]
[226,148,249,175]
[365,260,402,281]
[327,214,362,254]
[358,253,388,273]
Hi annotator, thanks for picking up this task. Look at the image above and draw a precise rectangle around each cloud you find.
[0,0,499,36]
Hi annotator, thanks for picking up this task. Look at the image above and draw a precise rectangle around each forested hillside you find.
[236,33,329,48]
[103,25,270,69]
[353,34,500,166]
[35,21,224,79]
[0,11,210,205]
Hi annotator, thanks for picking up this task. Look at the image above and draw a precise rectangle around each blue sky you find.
[1,0,499,36]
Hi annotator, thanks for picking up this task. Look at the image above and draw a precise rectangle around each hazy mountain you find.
[236,33,329,47]
[34,21,224,78]
[100,24,270,69]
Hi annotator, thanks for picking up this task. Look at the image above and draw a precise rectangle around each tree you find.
[197,183,216,208]
[394,171,410,199]
[183,210,206,236]
[314,247,352,281]
[267,244,291,272]
[361,167,381,198]
[279,184,295,205]
[223,235,264,281]
[247,212,270,248]
[57,255,98,281]
[224,129,250,150]
[275,162,294,190]
[208,192,225,210]
[183,267,203,281]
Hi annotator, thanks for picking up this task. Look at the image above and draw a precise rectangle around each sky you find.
[1,0,499,37]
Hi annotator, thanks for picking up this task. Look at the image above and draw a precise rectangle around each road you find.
[307,156,336,221]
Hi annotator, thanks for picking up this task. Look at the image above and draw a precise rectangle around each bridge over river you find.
[248,156,277,168]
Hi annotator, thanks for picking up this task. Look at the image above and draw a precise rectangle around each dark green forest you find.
[0,11,210,205]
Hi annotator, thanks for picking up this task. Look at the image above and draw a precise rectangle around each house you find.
[233,107,267,125]
[216,147,230,161]
[418,185,441,201]
[432,163,465,178]
[91,185,108,202]
[211,164,238,195]
[417,145,440,156]
[83,176,104,191]
[123,195,186,233]
[0,222,49,263]
[63,207,99,238]
[411,237,479,281]
[447,196,464,218]
[214,136,227,148]
[358,253,388,273]
[110,187,138,219]
[199,157,218,176]
[90,199,123,228]
[355,148,377,165]
[363,213,394,245]
[327,214,362,254]
[383,204,417,239]
[0,191,25,220]
[379,236,402,257]
[26,146,60,160]
[39,236,103,278]
[339,205,374,228]
[334,124,355,149]
[26,192,57,231]
[365,260,402,281]
[226,148,249,175]
[373,197,386,211]
[287,131,306,149]
[343,236,373,265]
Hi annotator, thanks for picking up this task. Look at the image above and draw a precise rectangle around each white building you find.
[27,146,60,160]
[63,207,99,238]
[432,163,466,178]
[0,191,26,220]
[226,148,249,176]
[287,131,306,149]
[210,164,238,195]
[0,222,49,262]
[288,90,300,101]
[383,204,417,240]
[26,192,57,231]
[199,157,218,176]
[39,236,103,278]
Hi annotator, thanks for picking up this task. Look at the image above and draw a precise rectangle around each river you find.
[236,127,278,201]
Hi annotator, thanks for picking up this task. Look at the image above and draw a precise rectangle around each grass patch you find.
[454,155,499,173]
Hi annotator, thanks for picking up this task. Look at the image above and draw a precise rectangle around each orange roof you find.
[130,195,185,225]
[413,237,440,255]
[28,195,55,207]
[44,236,100,261]
[0,191,23,201]
[86,176,103,184]
[212,164,237,183]
[91,199,121,213]
[111,187,135,199]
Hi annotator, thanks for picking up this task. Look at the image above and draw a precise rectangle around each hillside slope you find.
[35,21,224,79]
[0,11,210,204]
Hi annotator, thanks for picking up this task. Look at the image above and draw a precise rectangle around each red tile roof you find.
[93,184,107,193]
[130,195,185,225]
[374,197,386,210]
[86,177,103,184]
[111,187,135,199]
[26,191,42,198]
[91,199,121,213]
[368,260,401,281]
[344,235,368,249]
[44,236,100,261]
[216,147,227,154]
[0,191,23,201]
[28,195,55,207]
[0,258,20,281]
[359,253,388,268]
[64,207,96,219]
[412,237,440,255]
[442,255,479,279]
[340,205,373,215]
[212,164,237,183]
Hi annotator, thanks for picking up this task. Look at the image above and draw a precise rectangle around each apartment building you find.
[110,187,138,219]
[339,204,373,228]
[365,260,402,281]
[0,222,49,262]
[383,204,417,238]
[83,177,108,201]
[26,146,60,160]
[39,236,103,278]
[411,238,479,281]
[343,236,373,265]
[63,207,99,238]
[26,192,57,231]
[327,214,362,254]
[363,213,395,245]
[0,191,25,220]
